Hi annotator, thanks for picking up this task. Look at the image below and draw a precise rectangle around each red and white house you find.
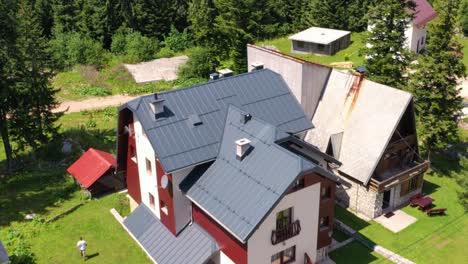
[117,69,340,264]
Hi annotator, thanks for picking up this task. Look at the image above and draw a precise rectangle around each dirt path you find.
[53,94,142,113]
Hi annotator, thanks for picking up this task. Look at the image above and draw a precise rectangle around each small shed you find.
[0,241,8,264]
[289,27,351,55]
[67,148,124,197]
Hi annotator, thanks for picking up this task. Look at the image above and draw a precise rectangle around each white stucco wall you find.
[248,46,304,104]
[171,166,195,234]
[405,23,427,53]
[247,183,321,264]
[133,113,160,218]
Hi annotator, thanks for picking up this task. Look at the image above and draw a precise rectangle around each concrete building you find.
[247,45,429,219]
[289,27,351,55]
[117,69,340,263]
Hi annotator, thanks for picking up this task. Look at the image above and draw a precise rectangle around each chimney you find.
[209,72,220,80]
[250,62,264,72]
[241,113,252,124]
[235,138,251,160]
[149,93,165,118]
[218,69,234,78]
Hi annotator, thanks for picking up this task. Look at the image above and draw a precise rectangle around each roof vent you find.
[209,72,220,80]
[218,69,234,78]
[241,113,252,124]
[188,114,203,126]
[250,62,264,71]
[235,138,251,160]
[149,93,165,118]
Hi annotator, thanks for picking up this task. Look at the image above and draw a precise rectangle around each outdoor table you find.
[416,196,434,211]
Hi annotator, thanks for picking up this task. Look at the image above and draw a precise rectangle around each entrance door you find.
[382,190,391,209]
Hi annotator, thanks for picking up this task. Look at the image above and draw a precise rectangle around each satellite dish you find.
[161,175,169,189]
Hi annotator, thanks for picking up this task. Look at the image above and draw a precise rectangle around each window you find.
[160,200,168,215]
[297,41,305,48]
[276,208,292,230]
[317,44,325,51]
[130,146,137,163]
[290,178,305,192]
[320,216,329,229]
[321,186,331,199]
[149,193,155,209]
[271,246,296,264]
[409,175,419,192]
[146,158,152,176]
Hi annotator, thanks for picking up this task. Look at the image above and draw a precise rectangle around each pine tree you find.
[76,0,108,44]
[364,0,416,88]
[52,0,79,33]
[188,0,218,46]
[0,0,19,173]
[9,0,61,154]
[305,0,349,30]
[407,0,466,154]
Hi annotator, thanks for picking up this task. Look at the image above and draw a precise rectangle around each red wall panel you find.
[156,159,176,235]
[126,132,141,204]
[192,205,248,264]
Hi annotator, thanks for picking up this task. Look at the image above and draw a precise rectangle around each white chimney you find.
[250,62,264,72]
[235,138,251,160]
[150,94,165,118]
[218,69,234,78]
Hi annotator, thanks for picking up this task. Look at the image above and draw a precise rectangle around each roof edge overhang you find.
[362,95,414,186]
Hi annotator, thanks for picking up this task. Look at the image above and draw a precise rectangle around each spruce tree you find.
[0,0,19,173]
[305,0,349,30]
[188,0,218,46]
[364,0,416,89]
[9,0,61,153]
[407,0,466,154]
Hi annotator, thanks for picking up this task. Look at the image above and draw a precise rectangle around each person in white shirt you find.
[76,237,87,260]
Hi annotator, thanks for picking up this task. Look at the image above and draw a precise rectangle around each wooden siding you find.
[156,159,176,235]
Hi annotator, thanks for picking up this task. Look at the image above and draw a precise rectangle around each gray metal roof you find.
[181,106,320,242]
[120,69,312,173]
[305,69,412,184]
[0,241,8,264]
[123,204,218,264]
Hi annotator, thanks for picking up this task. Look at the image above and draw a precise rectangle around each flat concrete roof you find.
[289,27,351,45]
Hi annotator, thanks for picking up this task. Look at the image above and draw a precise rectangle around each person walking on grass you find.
[77,237,87,260]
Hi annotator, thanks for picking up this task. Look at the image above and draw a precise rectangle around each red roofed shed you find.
[67,148,124,196]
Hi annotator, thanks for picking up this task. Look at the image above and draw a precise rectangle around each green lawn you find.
[330,241,388,264]
[462,37,468,72]
[0,108,150,263]
[334,129,468,263]
[54,56,204,102]
[257,32,366,67]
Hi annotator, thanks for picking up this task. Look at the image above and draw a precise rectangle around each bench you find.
[409,193,422,207]
[427,208,447,216]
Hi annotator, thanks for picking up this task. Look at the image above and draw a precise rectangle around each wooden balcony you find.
[369,160,430,192]
[271,220,301,245]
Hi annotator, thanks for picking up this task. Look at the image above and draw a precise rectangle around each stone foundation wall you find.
[128,194,139,212]
[336,177,383,219]
[392,184,422,209]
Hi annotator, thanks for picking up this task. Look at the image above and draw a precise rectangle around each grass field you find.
[330,241,388,264]
[333,128,468,263]
[257,32,366,67]
[0,108,151,263]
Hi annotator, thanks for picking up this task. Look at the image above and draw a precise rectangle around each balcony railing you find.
[271,220,301,245]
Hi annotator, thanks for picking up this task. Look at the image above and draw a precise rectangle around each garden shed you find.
[67,148,124,197]
[0,241,8,264]
[289,27,351,55]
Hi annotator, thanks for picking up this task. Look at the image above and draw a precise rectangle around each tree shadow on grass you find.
[0,128,117,227]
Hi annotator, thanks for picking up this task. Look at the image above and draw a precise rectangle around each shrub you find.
[157,46,175,58]
[5,230,36,264]
[49,32,108,69]
[111,28,160,63]
[178,47,219,79]
[164,25,192,52]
